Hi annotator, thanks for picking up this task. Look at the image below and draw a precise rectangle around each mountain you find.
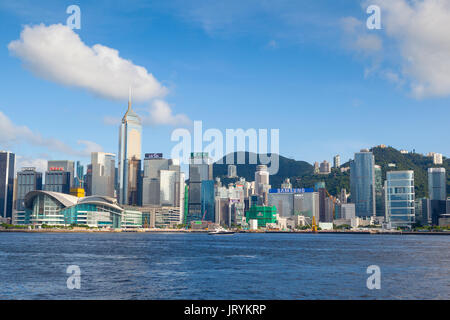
[369,146,449,198]
[213,148,449,199]
[213,152,313,187]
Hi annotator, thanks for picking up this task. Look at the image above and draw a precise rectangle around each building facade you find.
[44,168,71,194]
[385,170,415,229]
[333,155,341,168]
[0,151,15,220]
[118,94,142,205]
[47,160,75,188]
[428,168,446,201]
[20,191,141,228]
[188,152,213,223]
[91,152,116,198]
[13,168,42,223]
[350,149,376,217]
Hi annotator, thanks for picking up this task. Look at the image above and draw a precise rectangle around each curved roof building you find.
[23,191,131,228]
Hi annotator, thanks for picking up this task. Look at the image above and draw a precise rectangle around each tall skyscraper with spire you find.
[118,89,142,205]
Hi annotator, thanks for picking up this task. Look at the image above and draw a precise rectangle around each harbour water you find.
[0,232,449,299]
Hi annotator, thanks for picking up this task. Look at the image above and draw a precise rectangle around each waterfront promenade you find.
[1,228,449,235]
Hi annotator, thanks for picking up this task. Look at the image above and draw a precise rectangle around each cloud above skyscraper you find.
[8,23,168,102]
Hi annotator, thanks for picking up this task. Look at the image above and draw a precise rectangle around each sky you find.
[0,0,449,174]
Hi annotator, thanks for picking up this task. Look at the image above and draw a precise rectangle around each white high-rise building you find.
[385,170,415,229]
[142,155,184,209]
[91,152,116,198]
[427,152,443,165]
[118,90,142,205]
[333,155,341,168]
[255,165,270,196]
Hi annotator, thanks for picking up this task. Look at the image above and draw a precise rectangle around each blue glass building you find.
[0,151,15,220]
[350,150,376,217]
[385,171,415,229]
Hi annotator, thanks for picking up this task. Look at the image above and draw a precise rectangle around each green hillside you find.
[213,152,313,187]
[213,148,449,199]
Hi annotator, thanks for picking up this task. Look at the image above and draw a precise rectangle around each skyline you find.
[0,0,449,174]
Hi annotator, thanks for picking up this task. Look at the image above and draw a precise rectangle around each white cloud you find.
[340,17,383,56]
[348,0,450,98]
[0,110,102,157]
[8,23,168,102]
[9,23,192,126]
[142,100,191,126]
[14,156,47,174]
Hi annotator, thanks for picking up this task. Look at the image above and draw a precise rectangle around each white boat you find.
[208,226,235,235]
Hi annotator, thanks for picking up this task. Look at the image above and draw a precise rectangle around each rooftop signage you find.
[145,153,163,159]
[269,188,314,194]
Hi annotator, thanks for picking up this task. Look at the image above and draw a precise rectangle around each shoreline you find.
[0,229,449,235]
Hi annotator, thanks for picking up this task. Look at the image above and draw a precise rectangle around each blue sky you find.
[0,0,449,173]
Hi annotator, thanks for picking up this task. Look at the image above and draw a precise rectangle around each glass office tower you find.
[385,170,415,229]
[15,168,43,212]
[0,151,15,220]
[374,165,384,216]
[350,150,376,217]
[428,168,446,201]
[188,152,213,223]
[118,93,142,205]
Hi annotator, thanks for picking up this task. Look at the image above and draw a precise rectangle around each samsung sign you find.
[269,188,314,194]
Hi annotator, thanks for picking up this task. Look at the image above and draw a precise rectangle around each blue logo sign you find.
[269,188,314,194]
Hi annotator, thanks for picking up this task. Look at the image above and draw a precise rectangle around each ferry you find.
[208,226,235,235]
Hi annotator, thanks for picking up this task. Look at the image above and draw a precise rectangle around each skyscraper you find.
[188,152,213,223]
[15,167,42,212]
[255,165,270,195]
[374,165,384,217]
[350,149,376,217]
[74,161,84,188]
[141,154,185,208]
[44,168,71,194]
[385,171,415,229]
[428,168,446,201]
[47,160,75,188]
[91,152,116,198]
[118,91,142,205]
[0,151,15,220]
[13,167,42,224]
[428,168,447,225]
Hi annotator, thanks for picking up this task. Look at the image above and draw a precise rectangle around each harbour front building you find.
[19,191,142,228]
[385,171,415,229]
[350,149,376,217]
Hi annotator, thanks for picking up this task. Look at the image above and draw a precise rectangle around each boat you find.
[208,226,235,235]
